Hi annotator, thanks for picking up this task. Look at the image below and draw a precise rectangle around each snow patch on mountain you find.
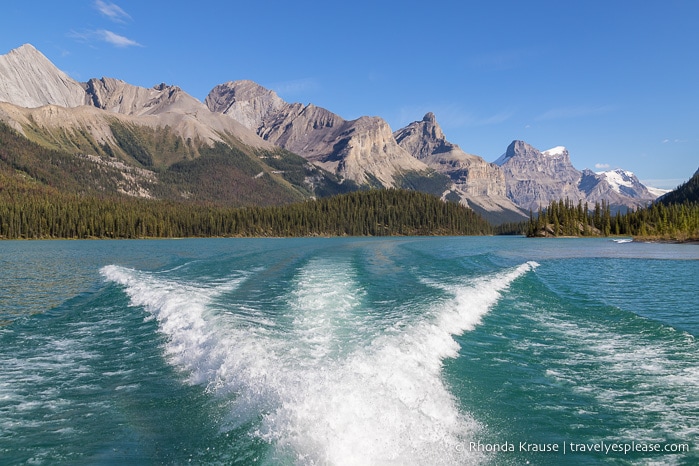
[541,146,567,157]
[596,169,636,192]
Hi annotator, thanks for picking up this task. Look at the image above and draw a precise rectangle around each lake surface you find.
[1,237,697,465]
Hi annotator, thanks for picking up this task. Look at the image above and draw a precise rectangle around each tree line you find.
[527,198,699,241]
[0,182,493,239]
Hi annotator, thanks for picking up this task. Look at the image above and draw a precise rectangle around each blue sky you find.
[1,0,697,189]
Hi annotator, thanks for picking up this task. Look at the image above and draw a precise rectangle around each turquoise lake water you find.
[1,237,697,465]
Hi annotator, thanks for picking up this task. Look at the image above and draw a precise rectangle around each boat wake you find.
[102,260,538,465]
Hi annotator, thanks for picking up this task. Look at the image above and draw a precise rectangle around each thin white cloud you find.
[99,30,142,47]
[479,109,516,125]
[662,138,687,143]
[94,0,131,23]
[595,163,610,169]
[535,105,616,121]
[68,29,142,48]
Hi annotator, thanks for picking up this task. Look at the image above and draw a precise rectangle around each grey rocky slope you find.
[495,140,657,212]
[82,77,271,149]
[394,112,526,221]
[206,80,435,188]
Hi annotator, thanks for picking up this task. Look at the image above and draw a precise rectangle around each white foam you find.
[287,258,366,364]
[102,261,538,465]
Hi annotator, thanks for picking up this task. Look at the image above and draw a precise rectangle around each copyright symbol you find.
[455,443,464,453]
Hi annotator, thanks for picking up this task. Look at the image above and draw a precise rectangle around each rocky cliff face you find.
[0,44,86,108]
[496,141,584,211]
[206,80,432,188]
[580,168,655,205]
[394,112,504,197]
[207,82,529,221]
[84,77,202,117]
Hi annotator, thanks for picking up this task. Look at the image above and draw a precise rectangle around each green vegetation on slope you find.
[0,121,132,194]
[0,121,355,205]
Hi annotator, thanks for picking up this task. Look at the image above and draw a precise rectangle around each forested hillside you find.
[657,168,699,205]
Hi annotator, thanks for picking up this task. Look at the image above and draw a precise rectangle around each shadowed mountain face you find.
[657,167,699,205]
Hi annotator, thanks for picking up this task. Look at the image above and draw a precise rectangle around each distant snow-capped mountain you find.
[495,141,659,211]
[594,169,659,199]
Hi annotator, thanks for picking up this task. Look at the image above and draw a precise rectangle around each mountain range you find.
[0,44,667,223]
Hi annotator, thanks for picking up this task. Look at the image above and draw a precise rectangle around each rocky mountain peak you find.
[393,112,452,160]
[208,80,437,188]
[0,43,86,108]
[495,140,583,211]
[495,140,658,211]
[8,43,41,60]
[587,168,655,200]
[495,140,541,165]
[204,80,285,130]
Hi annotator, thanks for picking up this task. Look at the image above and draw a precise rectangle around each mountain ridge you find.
[206,80,528,222]
[205,80,437,189]
[0,45,354,206]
